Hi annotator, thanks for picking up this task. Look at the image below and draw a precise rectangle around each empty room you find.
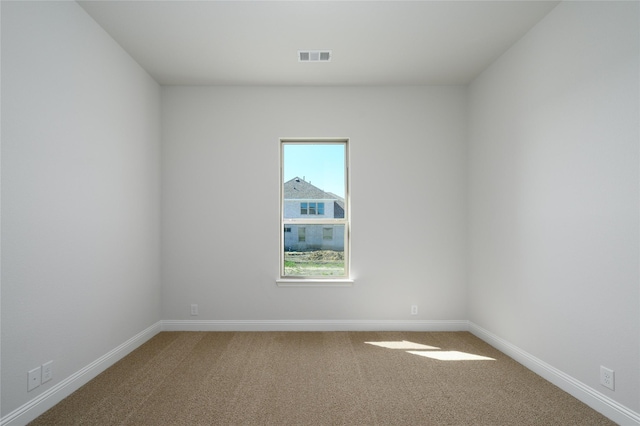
[1,0,639,424]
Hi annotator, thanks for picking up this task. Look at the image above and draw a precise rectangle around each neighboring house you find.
[283,177,345,252]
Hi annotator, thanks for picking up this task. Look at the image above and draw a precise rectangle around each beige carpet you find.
[30,331,616,425]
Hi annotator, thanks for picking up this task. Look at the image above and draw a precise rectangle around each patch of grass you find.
[283,250,346,276]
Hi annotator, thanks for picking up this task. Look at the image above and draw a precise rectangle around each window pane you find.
[323,227,333,240]
[283,144,345,220]
[283,224,345,277]
[318,202,324,215]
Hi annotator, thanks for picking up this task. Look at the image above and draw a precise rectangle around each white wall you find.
[161,86,467,322]
[1,1,161,418]
[468,0,639,413]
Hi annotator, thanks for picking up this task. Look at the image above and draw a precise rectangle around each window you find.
[300,202,325,215]
[280,139,349,280]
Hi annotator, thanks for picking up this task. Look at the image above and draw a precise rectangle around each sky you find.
[283,143,346,198]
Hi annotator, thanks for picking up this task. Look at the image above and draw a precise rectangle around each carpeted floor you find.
[30,331,616,425]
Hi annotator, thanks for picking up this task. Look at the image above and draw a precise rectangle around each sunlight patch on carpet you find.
[407,350,495,361]
[365,341,495,361]
[365,340,440,350]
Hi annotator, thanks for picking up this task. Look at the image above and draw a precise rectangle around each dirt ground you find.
[284,250,345,276]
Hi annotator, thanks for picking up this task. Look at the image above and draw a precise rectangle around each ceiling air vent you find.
[298,50,331,62]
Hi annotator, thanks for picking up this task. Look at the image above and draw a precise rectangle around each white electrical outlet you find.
[600,366,615,390]
[190,304,199,316]
[28,367,41,391]
[42,361,53,383]
[411,305,418,315]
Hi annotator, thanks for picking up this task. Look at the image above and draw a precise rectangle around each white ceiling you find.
[78,0,560,86]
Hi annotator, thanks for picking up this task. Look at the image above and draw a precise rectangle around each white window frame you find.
[277,138,352,286]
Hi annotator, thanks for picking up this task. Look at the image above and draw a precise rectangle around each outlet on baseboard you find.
[600,366,615,390]
[28,367,41,391]
[42,360,53,383]
[190,304,199,316]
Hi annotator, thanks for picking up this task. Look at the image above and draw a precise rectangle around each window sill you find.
[276,278,354,287]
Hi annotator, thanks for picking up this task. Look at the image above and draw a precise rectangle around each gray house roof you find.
[284,177,345,218]
[284,177,341,201]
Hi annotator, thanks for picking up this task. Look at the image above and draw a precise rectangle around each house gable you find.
[283,177,345,220]
[283,177,338,200]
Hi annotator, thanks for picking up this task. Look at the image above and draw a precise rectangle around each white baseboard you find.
[469,322,640,426]
[0,321,162,426]
[161,319,470,332]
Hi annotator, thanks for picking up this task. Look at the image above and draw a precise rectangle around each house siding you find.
[283,177,345,251]
[284,224,345,252]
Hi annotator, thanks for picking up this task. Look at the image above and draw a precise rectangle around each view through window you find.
[280,139,349,279]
